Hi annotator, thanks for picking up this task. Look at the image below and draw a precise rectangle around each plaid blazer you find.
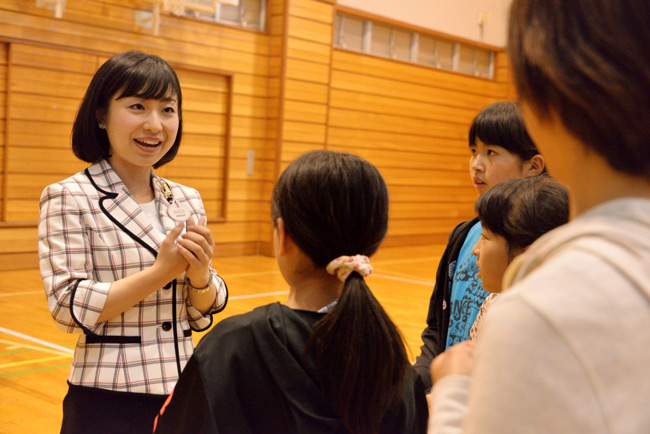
[38,160,228,395]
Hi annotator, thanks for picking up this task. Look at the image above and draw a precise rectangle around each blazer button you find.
[161,322,172,331]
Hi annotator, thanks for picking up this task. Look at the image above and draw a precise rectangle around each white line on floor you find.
[0,327,74,355]
[229,291,289,300]
[372,273,434,286]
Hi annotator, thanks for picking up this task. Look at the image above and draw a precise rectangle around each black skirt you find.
[61,382,168,434]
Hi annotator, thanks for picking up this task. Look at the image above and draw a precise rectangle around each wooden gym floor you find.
[0,244,444,433]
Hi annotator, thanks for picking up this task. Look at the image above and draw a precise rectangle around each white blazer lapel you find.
[85,161,161,256]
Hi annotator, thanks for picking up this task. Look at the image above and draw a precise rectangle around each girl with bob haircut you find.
[414,101,545,390]
[468,101,544,172]
[38,51,228,433]
[469,175,569,340]
[154,150,427,434]
[428,1,650,433]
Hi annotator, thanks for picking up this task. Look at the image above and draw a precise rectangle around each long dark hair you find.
[476,175,569,258]
[271,150,409,434]
[72,50,183,168]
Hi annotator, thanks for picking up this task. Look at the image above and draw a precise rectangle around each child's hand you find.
[431,340,474,382]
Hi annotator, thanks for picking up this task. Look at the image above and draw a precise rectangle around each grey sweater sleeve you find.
[429,291,607,434]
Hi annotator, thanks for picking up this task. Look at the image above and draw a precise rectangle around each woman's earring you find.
[98,122,105,129]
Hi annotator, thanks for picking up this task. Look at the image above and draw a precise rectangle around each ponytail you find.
[272,150,408,433]
[306,273,410,434]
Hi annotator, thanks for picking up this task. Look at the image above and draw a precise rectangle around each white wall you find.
[337,0,512,47]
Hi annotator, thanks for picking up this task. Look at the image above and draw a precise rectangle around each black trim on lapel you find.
[84,169,158,258]
[81,168,163,346]
[80,165,193,371]
[171,279,182,377]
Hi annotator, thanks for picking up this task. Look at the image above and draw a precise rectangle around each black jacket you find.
[155,303,428,433]
[413,217,480,390]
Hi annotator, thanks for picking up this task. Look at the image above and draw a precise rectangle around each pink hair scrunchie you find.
[326,255,373,282]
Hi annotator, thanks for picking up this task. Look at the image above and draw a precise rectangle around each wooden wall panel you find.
[328,46,505,245]
[156,67,229,222]
[494,51,517,100]
[0,0,270,267]
[5,44,230,224]
[4,45,93,222]
[258,0,336,255]
[279,0,333,164]
[0,43,6,220]
[259,0,286,255]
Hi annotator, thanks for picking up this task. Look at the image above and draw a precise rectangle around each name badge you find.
[157,178,191,222]
[168,201,191,222]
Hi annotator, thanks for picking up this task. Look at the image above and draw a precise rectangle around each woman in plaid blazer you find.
[38,51,228,434]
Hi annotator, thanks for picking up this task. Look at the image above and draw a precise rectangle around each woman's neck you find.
[108,158,154,204]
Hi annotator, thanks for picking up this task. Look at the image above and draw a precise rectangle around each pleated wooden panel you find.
[155,68,229,222]
[327,48,500,246]
[278,0,334,169]
[5,44,231,224]
[0,43,6,220]
[0,0,274,263]
[4,44,93,222]
[258,0,286,256]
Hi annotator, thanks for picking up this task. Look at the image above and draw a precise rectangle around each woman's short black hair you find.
[71,50,183,168]
[469,101,542,164]
[508,0,650,177]
[476,175,569,257]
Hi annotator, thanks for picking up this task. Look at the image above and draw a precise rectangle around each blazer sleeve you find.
[38,182,110,334]
[184,271,229,331]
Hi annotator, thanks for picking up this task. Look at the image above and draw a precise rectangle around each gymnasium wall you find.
[0,0,512,270]
[337,0,512,46]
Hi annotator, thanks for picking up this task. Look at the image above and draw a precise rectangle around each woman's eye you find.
[469,148,477,155]
[130,103,145,110]
[163,107,176,114]
[487,149,497,156]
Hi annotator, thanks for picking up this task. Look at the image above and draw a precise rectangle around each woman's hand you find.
[176,216,214,287]
[431,340,475,383]
[99,223,189,322]
[153,222,189,283]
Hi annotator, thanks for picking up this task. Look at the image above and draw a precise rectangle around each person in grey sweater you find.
[428,0,650,433]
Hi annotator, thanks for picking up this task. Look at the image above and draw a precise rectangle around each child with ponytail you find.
[154,150,427,434]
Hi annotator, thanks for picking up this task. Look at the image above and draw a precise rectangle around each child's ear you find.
[524,154,545,177]
[274,218,294,257]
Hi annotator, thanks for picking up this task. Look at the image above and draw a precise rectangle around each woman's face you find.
[472,227,510,293]
[102,92,179,173]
